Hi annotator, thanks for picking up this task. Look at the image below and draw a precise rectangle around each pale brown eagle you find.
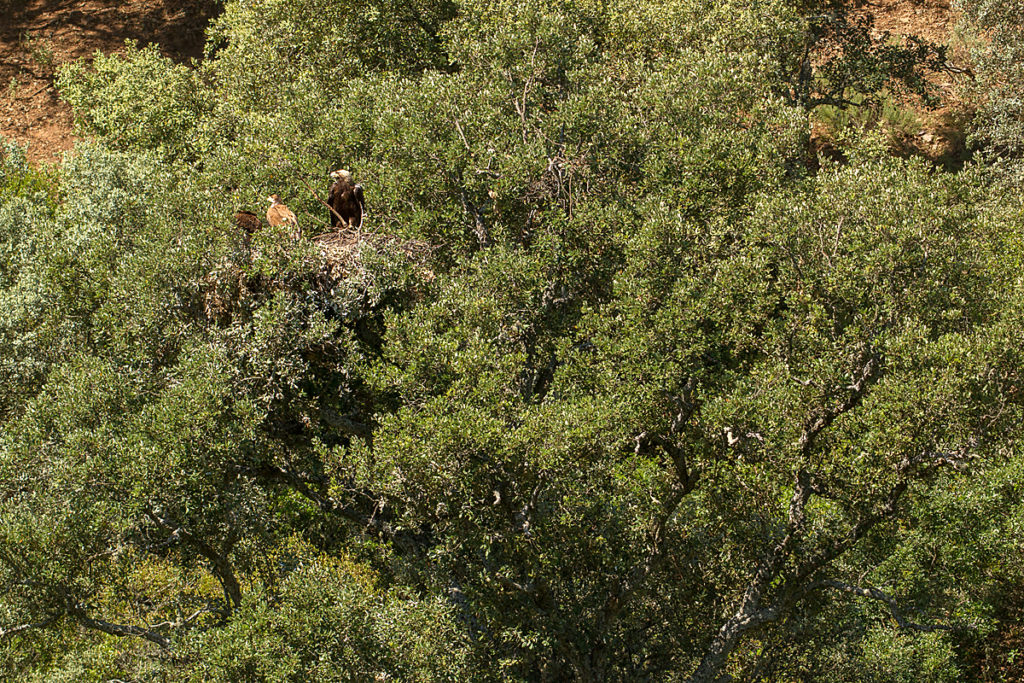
[266,194,300,239]
[327,169,364,230]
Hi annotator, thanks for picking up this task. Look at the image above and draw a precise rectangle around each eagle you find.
[266,194,300,239]
[234,210,261,235]
[327,169,364,230]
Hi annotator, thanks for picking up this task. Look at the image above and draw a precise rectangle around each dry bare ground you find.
[0,0,219,164]
[870,0,972,163]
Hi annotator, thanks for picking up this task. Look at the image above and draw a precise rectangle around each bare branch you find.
[599,480,690,630]
[250,465,433,555]
[809,579,960,633]
[453,118,472,152]
[790,475,910,589]
[911,443,980,472]
[70,607,171,650]
[798,354,879,457]
[459,189,492,248]
[941,62,974,78]
[294,173,350,229]
[685,468,817,683]
[147,606,221,631]
[145,511,242,611]
[589,382,702,670]
[0,614,59,640]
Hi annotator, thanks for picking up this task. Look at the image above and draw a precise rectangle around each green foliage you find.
[0,140,54,206]
[57,42,210,159]
[814,92,922,150]
[957,0,1024,179]
[3,0,1024,680]
[855,628,960,682]
[755,0,949,111]
[184,543,469,682]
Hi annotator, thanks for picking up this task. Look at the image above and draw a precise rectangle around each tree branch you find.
[797,353,878,457]
[145,511,242,611]
[686,450,924,683]
[808,579,959,633]
[147,605,221,630]
[0,614,59,640]
[69,606,171,649]
[290,168,351,229]
[251,465,433,555]
[685,467,817,683]
[459,189,492,248]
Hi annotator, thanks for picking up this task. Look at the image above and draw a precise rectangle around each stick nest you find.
[312,228,435,279]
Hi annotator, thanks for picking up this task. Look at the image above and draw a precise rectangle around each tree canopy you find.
[4,0,1024,680]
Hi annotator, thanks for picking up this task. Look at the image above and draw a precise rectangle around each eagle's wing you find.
[353,185,366,226]
[267,205,298,227]
[327,181,344,227]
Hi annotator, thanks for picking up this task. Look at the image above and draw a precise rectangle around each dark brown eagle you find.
[266,194,300,239]
[234,210,261,235]
[327,169,364,230]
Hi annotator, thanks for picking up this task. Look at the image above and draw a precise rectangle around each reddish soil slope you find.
[871,0,954,44]
[0,0,218,164]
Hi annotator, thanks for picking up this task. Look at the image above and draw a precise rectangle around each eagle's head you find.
[331,169,352,181]
[267,194,282,205]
